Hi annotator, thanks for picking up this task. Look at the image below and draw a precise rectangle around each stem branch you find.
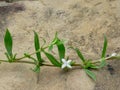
[15,45,49,61]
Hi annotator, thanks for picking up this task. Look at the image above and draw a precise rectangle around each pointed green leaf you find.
[48,45,53,51]
[56,39,65,45]
[57,39,65,62]
[89,65,99,69]
[48,32,58,51]
[51,32,58,45]
[75,48,85,62]
[84,69,96,81]
[86,58,106,69]
[84,60,99,69]
[99,58,106,68]
[57,44,65,62]
[5,53,10,60]
[24,53,37,64]
[4,29,13,57]
[43,51,61,67]
[48,32,65,62]
[84,60,93,69]
[34,31,42,63]
[101,36,107,58]
[41,38,46,48]
[33,65,40,73]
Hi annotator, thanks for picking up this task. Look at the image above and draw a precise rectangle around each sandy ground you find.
[0,0,120,90]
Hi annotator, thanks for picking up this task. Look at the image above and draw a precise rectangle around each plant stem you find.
[0,59,56,66]
[15,45,49,61]
[0,59,35,64]
[0,55,119,67]
[42,64,55,67]
[92,56,120,64]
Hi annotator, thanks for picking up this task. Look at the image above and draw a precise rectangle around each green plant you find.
[0,29,120,82]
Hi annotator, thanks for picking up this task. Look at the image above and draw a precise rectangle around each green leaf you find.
[5,53,10,60]
[89,64,99,69]
[101,35,107,58]
[84,69,96,81]
[43,51,61,67]
[70,61,76,65]
[48,32,65,62]
[51,32,58,45]
[4,29,13,57]
[48,32,59,51]
[56,39,65,45]
[48,45,53,51]
[41,38,46,48]
[84,58,106,69]
[99,58,106,68]
[74,48,85,62]
[24,53,37,64]
[33,65,40,73]
[57,39,65,62]
[84,60,93,69]
[84,60,96,69]
[34,31,43,63]
[13,54,17,60]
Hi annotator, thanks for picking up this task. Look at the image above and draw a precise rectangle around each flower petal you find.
[111,53,117,57]
[62,58,66,63]
[61,64,66,69]
[67,64,72,69]
[67,60,72,64]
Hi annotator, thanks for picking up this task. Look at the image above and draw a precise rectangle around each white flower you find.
[111,53,117,57]
[61,58,72,69]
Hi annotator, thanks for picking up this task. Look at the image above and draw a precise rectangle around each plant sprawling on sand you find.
[0,29,119,81]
